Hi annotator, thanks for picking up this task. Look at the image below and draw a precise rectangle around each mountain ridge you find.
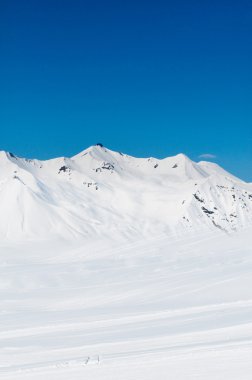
[0,145,252,240]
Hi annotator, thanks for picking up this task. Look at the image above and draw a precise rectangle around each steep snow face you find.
[0,146,252,240]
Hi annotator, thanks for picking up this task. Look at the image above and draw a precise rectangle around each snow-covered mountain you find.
[0,144,252,240]
[1,145,252,380]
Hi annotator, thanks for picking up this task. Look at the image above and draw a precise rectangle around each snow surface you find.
[0,145,252,240]
[0,146,252,379]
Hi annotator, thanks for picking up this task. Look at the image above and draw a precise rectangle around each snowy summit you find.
[0,144,252,240]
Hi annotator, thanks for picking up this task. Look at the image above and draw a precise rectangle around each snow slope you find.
[0,228,252,379]
[0,145,252,240]
[0,145,252,379]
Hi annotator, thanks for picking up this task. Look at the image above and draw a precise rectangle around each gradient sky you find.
[1,0,252,181]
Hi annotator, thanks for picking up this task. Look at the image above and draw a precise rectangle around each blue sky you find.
[1,0,252,181]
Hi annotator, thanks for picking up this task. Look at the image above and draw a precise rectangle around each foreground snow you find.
[1,228,252,379]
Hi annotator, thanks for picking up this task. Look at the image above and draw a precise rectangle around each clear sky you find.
[1,0,252,181]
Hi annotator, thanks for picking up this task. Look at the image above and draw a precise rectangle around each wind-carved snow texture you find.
[1,229,252,379]
[1,146,252,379]
[0,145,252,240]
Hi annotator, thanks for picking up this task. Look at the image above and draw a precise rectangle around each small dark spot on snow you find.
[193,193,204,203]
[101,162,114,171]
[172,164,178,168]
[58,165,70,173]
[212,220,226,232]
[202,207,214,215]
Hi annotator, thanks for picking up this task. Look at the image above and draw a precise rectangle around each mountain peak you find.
[0,145,251,240]
[0,150,16,160]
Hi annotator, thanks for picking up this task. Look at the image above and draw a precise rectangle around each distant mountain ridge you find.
[0,145,252,240]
